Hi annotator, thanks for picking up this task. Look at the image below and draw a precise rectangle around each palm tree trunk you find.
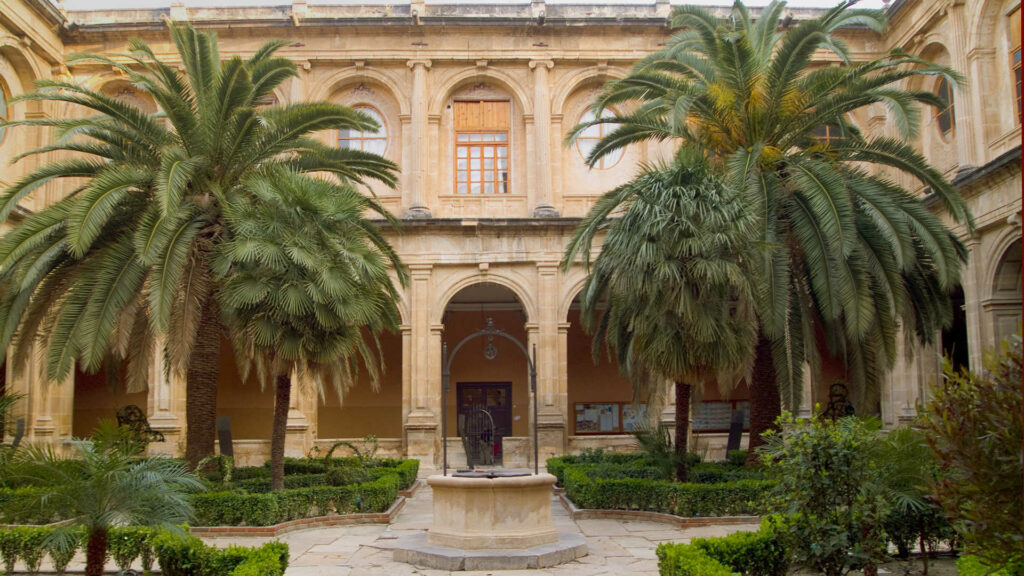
[746,334,780,466]
[270,373,291,491]
[185,297,221,470]
[84,528,107,576]
[674,381,691,483]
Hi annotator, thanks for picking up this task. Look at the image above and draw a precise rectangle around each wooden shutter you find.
[453,100,510,130]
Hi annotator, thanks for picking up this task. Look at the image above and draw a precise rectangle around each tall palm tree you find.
[217,167,405,490]
[0,22,399,467]
[571,0,970,462]
[9,421,203,576]
[563,153,759,481]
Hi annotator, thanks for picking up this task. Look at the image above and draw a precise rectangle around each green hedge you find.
[658,526,788,576]
[154,531,289,576]
[657,542,734,576]
[192,473,401,526]
[563,466,772,517]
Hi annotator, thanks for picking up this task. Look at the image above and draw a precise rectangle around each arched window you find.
[338,105,387,155]
[935,77,955,140]
[0,77,9,145]
[576,109,624,169]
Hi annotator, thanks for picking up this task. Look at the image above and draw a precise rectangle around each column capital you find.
[557,322,571,333]
[407,59,433,70]
[529,59,554,70]
[537,261,559,275]
[409,263,434,276]
[430,323,446,335]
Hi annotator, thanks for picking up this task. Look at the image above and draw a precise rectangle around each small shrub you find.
[0,529,19,575]
[726,450,747,467]
[47,532,80,576]
[958,555,1024,576]
[883,501,955,558]
[154,530,289,576]
[656,542,734,576]
[15,526,48,573]
[920,336,1023,569]
[690,524,788,576]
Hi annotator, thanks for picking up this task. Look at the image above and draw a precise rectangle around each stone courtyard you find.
[207,480,758,576]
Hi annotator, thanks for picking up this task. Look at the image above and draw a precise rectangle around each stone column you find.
[797,362,814,419]
[962,238,986,370]
[405,60,432,219]
[535,263,565,460]
[530,60,559,217]
[286,370,316,458]
[30,368,73,444]
[945,2,977,169]
[146,339,186,456]
[966,48,997,164]
[404,264,438,465]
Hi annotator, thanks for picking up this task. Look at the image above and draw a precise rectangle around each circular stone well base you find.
[392,532,587,571]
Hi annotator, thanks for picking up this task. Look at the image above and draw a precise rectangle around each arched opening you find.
[990,238,1022,347]
[317,330,403,444]
[215,335,275,445]
[942,286,969,372]
[442,282,529,467]
[72,364,147,438]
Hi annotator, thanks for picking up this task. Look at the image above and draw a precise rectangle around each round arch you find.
[428,68,532,117]
[558,269,590,323]
[969,0,1019,52]
[551,65,627,117]
[0,38,43,119]
[433,272,537,324]
[311,68,410,116]
[988,231,1023,299]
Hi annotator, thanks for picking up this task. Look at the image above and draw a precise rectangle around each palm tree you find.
[571,0,970,462]
[0,22,399,468]
[563,153,759,481]
[217,167,406,490]
[9,421,203,576]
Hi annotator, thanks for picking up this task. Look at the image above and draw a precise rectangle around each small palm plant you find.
[563,153,760,481]
[216,167,405,490]
[8,421,203,576]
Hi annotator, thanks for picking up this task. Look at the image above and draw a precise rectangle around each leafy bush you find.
[656,542,734,576]
[0,528,19,575]
[920,336,1023,570]
[48,532,80,576]
[109,526,156,572]
[690,523,788,576]
[15,526,49,573]
[0,526,83,576]
[958,555,1024,576]
[726,450,747,467]
[759,415,890,576]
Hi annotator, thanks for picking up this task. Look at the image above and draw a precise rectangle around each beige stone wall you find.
[0,0,1019,466]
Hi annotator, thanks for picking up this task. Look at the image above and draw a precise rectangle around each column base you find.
[405,420,439,467]
[404,205,433,219]
[532,205,560,218]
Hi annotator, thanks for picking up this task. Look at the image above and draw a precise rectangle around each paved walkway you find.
[203,479,759,576]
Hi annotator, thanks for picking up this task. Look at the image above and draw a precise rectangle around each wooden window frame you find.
[575,108,624,170]
[1011,6,1022,125]
[573,402,647,435]
[692,400,751,434]
[338,104,388,154]
[453,100,512,195]
[812,123,845,146]
[934,76,956,141]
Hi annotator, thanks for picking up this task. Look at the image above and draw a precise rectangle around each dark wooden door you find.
[457,382,512,464]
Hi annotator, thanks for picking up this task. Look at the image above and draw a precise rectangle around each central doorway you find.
[457,382,512,466]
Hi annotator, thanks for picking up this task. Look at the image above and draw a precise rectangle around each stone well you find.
[392,472,587,570]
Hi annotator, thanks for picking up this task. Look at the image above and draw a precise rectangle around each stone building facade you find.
[0,0,1020,467]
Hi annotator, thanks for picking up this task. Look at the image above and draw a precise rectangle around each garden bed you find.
[547,452,772,519]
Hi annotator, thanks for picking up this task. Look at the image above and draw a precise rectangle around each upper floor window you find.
[812,123,845,146]
[935,77,955,140]
[576,109,624,169]
[338,105,387,155]
[453,100,510,195]
[0,78,9,145]
[1011,6,1021,124]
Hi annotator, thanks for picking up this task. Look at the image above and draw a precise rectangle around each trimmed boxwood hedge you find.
[154,531,289,576]
[1,459,419,528]
[561,465,772,517]
[658,527,788,576]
